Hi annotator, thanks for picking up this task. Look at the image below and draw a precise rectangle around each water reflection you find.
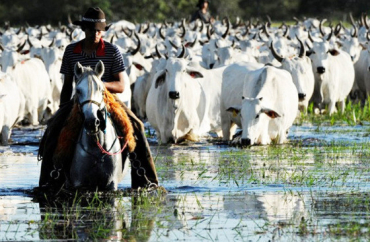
[1,124,370,240]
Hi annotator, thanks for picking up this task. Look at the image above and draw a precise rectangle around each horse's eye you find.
[76,89,81,95]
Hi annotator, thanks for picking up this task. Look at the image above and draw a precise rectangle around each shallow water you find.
[1,123,370,241]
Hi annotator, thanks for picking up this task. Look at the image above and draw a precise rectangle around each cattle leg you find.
[328,102,337,115]
[1,126,10,145]
[337,100,345,113]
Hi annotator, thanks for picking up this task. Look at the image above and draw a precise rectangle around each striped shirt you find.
[60,38,125,82]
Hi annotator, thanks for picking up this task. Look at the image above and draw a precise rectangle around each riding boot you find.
[120,103,159,189]
[38,100,74,190]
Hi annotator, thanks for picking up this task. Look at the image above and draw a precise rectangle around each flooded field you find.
[1,122,370,241]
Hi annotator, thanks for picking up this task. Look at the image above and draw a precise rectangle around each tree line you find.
[0,0,369,27]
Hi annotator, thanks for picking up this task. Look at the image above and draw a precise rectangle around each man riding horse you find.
[38,7,159,191]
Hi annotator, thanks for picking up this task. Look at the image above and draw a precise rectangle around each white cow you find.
[221,63,298,146]
[146,55,225,143]
[0,72,25,145]
[270,39,315,112]
[308,38,355,115]
[146,57,207,143]
[1,48,51,124]
[132,58,167,120]
[353,43,370,100]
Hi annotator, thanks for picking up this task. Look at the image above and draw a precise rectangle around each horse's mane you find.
[53,90,136,167]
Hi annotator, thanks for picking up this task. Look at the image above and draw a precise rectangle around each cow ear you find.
[306,50,314,57]
[188,71,203,78]
[74,62,84,78]
[226,106,241,117]
[360,43,367,50]
[261,108,281,119]
[155,73,166,88]
[95,60,105,79]
[328,49,340,56]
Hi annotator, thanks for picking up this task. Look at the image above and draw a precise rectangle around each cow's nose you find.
[298,93,306,101]
[317,67,325,74]
[169,91,180,99]
[209,63,214,69]
[241,138,251,146]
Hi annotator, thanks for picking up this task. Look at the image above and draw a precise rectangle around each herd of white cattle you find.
[1,14,370,146]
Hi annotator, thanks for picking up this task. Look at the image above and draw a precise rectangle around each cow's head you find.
[227,97,280,146]
[307,37,340,75]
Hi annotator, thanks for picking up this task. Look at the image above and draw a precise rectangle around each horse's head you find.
[74,61,106,135]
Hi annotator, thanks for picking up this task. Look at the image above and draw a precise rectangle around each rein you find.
[96,136,128,156]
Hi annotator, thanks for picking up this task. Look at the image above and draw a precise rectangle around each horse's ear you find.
[74,62,84,78]
[95,60,105,79]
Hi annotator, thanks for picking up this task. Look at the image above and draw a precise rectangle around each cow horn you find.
[189,36,197,48]
[297,36,305,58]
[222,17,230,39]
[293,17,300,25]
[283,25,289,38]
[266,15,272,27]
[351,24,357,38]
[263,22,270,38]
[142,22,150,34]
[38,28,43,41]
[49,37,55,47]
[16,26,23,35]
[319,19,327,36]
[364,13,369,29]
[0,43,4,51]
[192,19,198,31]
[367,32,370,41]
[159,25,166,40]
[17,40,27,53]
[155,45,162,59]
[131,32,141,56]
[326,27,333,41]
[177,44,185,58]
[349,12,356,26]
[138,23,142,34]
[110,34,115,44]
[169,40,178,49]
[334,23,342,37]
[122,27,132,37]
[199,20,204,32]
[27,36,33,48]
[179,24,186,38]
[270,42,283,63]
[308,31,315,43]
[207,25,212,39]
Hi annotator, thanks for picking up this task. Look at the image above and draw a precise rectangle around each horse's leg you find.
[120,102,159,189]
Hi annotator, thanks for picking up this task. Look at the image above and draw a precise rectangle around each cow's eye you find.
[134,63,143,70]
[255,114,259,119]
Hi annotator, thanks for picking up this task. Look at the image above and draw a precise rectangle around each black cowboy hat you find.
[73,7,110,31]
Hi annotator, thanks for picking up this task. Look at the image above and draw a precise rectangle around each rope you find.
[96,137,128,156]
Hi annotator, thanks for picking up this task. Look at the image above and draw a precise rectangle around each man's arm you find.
[103,71,125,93]
[60,74,74,104]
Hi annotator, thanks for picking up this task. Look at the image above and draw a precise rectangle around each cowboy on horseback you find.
[38,7,159,191]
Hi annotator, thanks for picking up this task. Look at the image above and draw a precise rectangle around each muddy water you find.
[1,123,370,241]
